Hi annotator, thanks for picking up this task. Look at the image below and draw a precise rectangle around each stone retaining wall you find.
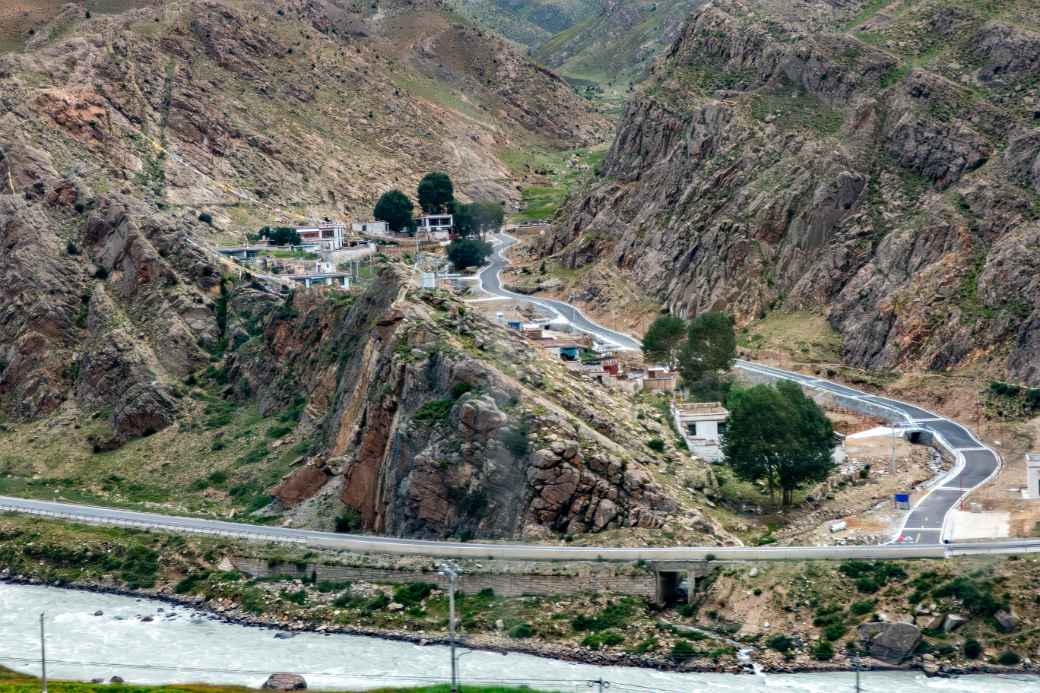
[230,557,657,599]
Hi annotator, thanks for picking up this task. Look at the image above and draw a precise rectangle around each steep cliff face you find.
[224,271,724,541]
[543,0,1040,385]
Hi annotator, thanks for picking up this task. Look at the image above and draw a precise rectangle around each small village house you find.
[643,366,678,393]
[294,222,348,251]
[673,401,729,463]
[352,221,389,236]
[417,214,454,241]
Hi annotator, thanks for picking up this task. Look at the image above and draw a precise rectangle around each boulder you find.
[917,613,944,631]
[262,673,307,691]
[109,677,124,684]
[857,622,921,662]
[943,614,968,633]
[994,609,1017,633]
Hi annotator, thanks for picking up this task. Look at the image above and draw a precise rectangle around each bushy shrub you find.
[812,640,834,661]
[647,437,665,452]
[393,582,435,607]
[850,600,875,616]
[509,623,534,639]
[998,650,1021,666]
[963,639,982,659]
[671,640,698,662]
[766,634,794,653]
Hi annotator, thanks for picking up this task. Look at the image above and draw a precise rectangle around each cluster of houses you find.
[502,316,730,462]
[352,215,456,243]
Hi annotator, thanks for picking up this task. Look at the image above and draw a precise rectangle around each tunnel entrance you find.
[653,561,712,606]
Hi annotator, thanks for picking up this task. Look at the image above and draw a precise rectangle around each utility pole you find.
[852,656,861,692]
[438,563,460,693]
[40,613,47,693]
[890,424,897,476]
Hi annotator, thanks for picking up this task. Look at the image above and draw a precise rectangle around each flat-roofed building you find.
[673,401,729,463]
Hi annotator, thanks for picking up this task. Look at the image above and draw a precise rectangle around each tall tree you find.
[722,381,836,505]
[451,201,477,238]
[417,172,455,214]
[373,189,414,232]
[678,312,736,384]
[446,238,493,271]
[471,201,505,238]
[642,315,687,368]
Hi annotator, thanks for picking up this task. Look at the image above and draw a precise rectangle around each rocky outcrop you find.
[262,673,307,691]
[857,622,921,662]
[543,0,1040,385]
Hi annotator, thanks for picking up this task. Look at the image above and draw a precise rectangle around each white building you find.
[294,222,348,251]
[417,214,454,240]
[1026,453,1040,499]
[673,401,729,463]
[352,221,389,236]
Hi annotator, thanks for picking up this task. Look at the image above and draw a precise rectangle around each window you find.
[686,422,698,436]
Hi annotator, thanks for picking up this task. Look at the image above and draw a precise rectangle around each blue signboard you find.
[894,493,910,510]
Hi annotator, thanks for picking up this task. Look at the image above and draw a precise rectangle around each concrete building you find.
[416,214,454,240]
[643,366,678,393]
[673,401,729,463]
[352,221,389,236]
[294,222,348,251]
[1027,453,1040,499]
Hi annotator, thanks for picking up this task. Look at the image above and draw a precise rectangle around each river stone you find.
[262,673,307,691]
[857,622,921,662]
[109,676,124,684]
[943,614,968,632]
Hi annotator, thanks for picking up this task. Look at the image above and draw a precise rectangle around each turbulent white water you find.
[1,583,1036,692]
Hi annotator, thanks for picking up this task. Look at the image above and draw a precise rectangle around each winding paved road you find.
[0,234,1015,561]
[476,233,1003,546]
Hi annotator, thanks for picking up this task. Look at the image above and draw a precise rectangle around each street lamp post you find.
[40,613,47,693]
[438,564,460,693]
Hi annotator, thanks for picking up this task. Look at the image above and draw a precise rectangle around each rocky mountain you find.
[534,0,706,91]
[0,0,732,542]
[447,0,600,50]
[0,0,608,234]
[541,0,1040,386]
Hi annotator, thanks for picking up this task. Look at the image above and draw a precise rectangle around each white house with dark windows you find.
[673,401,729,463]
[417,214,454,240]
[294,222,348,251]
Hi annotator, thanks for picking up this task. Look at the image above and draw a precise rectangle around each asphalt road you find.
[476,234,1003,546]
[0,234,1008,560]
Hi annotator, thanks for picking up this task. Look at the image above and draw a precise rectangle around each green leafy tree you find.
[722,380,835,505]
[446,238,493,271]
[642,315,687,368]
[678,312,736,384]
[373,189,414,232]
[258,226,301,246]
[417,172,455,214]
[451,201,477,238]
[471,200,504,238]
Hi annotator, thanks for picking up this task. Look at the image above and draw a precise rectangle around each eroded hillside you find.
[541,0,1040,386]
[0,0,607,234]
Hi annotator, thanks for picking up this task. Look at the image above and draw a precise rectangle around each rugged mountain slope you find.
[0,136,726,542]
[534,0,706,90]
[0,0,607,234]
[447,0,600,49]
[0,0,730,543]
[542,0,1040,385]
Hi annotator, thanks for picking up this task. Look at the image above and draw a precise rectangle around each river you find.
[1,584,1034,692]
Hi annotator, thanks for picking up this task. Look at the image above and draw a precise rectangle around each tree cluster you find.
[722,380,836,506]
[642,312,736,401]
[446,238,493,271]
[373,172,505,238]
[256,226,301,246]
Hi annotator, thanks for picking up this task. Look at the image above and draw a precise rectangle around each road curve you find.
[476,233,1003,545]
[0,235,1009,561]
